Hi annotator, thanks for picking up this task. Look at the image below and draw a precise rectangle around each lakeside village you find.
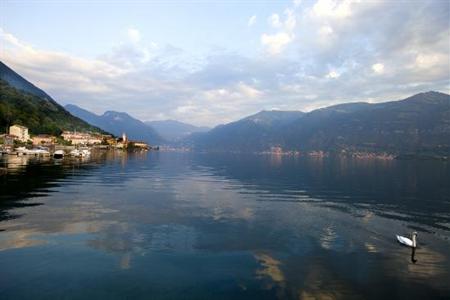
[0,124,156,159]
[0,125,397,165]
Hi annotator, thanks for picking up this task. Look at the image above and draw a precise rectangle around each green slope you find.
[0,79,106,135]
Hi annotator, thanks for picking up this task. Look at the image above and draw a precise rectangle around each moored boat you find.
[70,149,81,157]
[53,150,65,159]
[27,148,51,156]
[15,147,28,155]
[80,149,91,157]
[69,148,90,158]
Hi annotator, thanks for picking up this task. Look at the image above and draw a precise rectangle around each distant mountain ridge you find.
[0,61,107,135]
[145,120,210,141]
[65,104,164,145]
[189,110,305,151]
[242,110,305,126]
[283,91,450,154]
[189,91,450,156]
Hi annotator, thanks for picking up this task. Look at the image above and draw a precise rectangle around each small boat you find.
[0,148,11,155]
[15,147,28,155]
[27,148,51,156]
[36,147,51,156]
[70,149,90,158]
[70,149,81,157]
[53,150,65,159]
[396,232,417,248]
[25,148,37,155]
[80,149,91,157]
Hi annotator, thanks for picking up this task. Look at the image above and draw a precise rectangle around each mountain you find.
[145,120,210,141]
[241,110,306,126]
[64,104,104,128]
[0,61,54,101]
[65,104,163,145]
[284,91,450,155]
[189,110,305,151]
[189,92,450,156]
[0,61,106,135]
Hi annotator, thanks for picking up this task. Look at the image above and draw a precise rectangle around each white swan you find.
[396,232,417,248]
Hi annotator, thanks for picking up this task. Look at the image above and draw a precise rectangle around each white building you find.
[9,125,30,142]
[61,131,102,145]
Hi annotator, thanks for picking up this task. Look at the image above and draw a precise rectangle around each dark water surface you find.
[1,151,449,299]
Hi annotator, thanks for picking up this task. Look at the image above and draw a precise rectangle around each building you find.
[115,137,127,149]
[0,134,16,146]
[114,133,129,149]
[131,141,149,150]
[9,125,30,142]
[61,131,102,145]
[101,134,116,146]
[270,146,283,154]
[32,134,56,145]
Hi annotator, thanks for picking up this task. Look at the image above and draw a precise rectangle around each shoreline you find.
[159,148,449,161]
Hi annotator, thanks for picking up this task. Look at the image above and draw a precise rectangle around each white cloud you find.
[0,29,125,81]
[319,25,334,36]
[248,15,257,27]
[284,9,296,31]
[175,104,196,114]
[203,82,262,102]
[415,53,441,69]
[269,14,282,28]
[237,82,263,98]
[326,70,340,78]
[372,63,384,74]
[268,10,296,31]
[293,0,302,7]
[0,28,22,47]
[312,0,359,19]
[261,32,293,55]
[127,27,141,43]
[261,8,297,55]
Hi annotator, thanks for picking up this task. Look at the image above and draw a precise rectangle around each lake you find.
[1,151,449,299]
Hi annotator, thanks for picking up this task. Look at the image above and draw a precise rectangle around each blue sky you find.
[1,0,449,126]
[2,1,284,57]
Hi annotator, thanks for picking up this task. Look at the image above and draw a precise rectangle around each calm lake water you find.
[1,151,449,299]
